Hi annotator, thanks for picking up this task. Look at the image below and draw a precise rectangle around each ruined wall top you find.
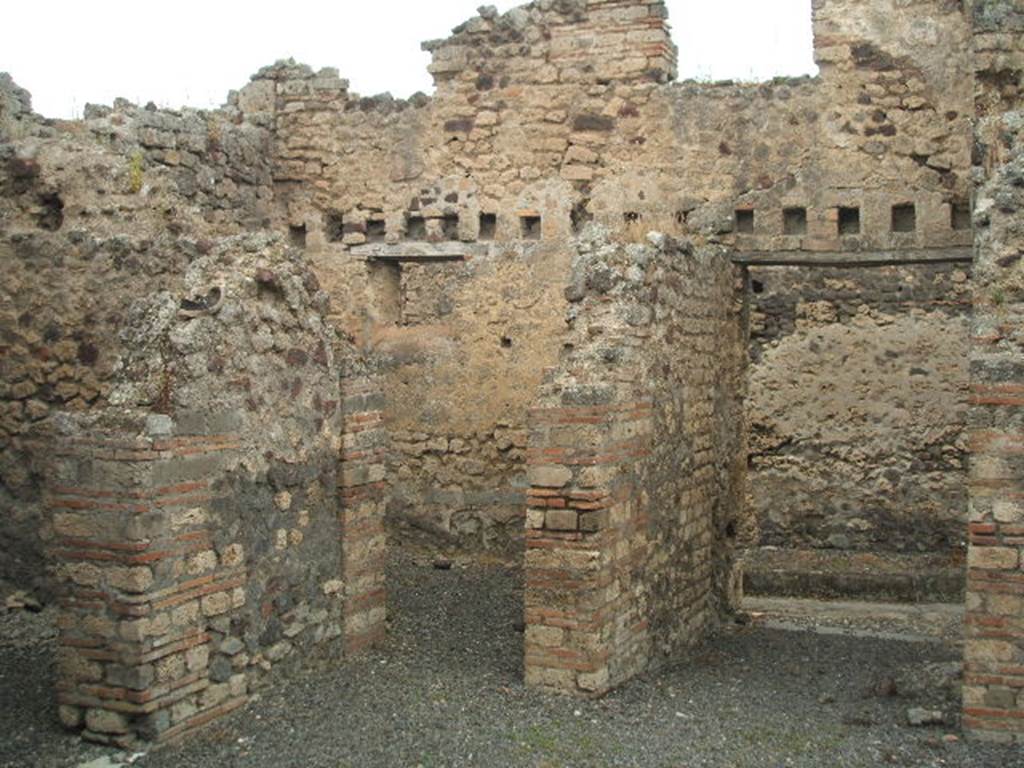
[0,73,34,141]
[423,1,677,92]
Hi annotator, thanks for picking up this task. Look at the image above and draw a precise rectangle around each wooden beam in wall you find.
[350,242,487,262]
[733,247,974,268]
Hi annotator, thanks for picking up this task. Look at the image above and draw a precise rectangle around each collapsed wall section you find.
[524,230,744,695]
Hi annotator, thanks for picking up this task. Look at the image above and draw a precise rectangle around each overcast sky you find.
[4,0,816,119]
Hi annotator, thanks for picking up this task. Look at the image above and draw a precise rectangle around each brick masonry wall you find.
[365,238,573,558]
[424,0,676,93]
[2,0,989,583]
[45,420,249,746]
[963,0,1024,742]
[964,112,1024,743]
[6,0,1023,746]
[339,365,388,654]
[524,230,743,695]
[33,237,388,745]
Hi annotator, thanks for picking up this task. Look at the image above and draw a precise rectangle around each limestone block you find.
[201,591,232,617]
[545,509,579,531]
[85,709,130,735]
[528,465,573,488]
[968,546,1019,570]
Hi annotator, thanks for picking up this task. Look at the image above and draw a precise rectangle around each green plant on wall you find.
[128,151,144,194]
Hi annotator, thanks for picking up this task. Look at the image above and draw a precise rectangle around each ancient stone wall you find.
[523,230,743,695]
[0,82,274,593]
[727,0,977,573]
[965,111,1024,743]
[215,0,981,564]
[338,358,389,654]
[41,238,384,745]
[963,0,1024,744]
[369,240,571,557]
[655,0,975,573]
[3,0,1022,742]
[747,264,972,554]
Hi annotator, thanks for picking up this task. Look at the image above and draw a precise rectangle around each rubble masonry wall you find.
[523,231,743,695]
[41,239,386,746]
[963,0,1024,744]
[236,0,978,561]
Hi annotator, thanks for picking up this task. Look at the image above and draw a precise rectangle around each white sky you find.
[3,1,816,119]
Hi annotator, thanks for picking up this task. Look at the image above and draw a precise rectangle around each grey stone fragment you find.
[906,708,944,727]
[144,414,173,436]
[220,637,246,655]
[210,655,234,683]
[76,758,129,768]
[527,465,572,488]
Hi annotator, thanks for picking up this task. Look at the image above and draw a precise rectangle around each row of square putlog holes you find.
[293,202,971,247]
[736,202,972,236]
[312,212,532,245]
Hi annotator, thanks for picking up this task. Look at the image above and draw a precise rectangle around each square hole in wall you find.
[783,207,808,235]
[406,215,426,240]
[735,209,754,234]
[892,203,917,233]
[289,224,307,248]
[951,201,972,231]
[838,206,861,235]
[521,215,542,240]
[325,211,345,243]
[479,213,497,241]
[366,219,387,243]
[443,214,460,241]
[571,200,592,233]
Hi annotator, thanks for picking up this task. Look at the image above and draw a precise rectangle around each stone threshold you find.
[742,547,965,603]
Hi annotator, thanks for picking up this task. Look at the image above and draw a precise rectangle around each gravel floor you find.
[2,556,1023,768]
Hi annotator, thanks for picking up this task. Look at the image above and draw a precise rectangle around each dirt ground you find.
[1,557,1020,768]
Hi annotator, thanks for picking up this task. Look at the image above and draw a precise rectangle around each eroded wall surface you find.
[747,264,971,553]
[0,79,389,744]
[42,239,360,745]
[964,0,1024,744]
[965,112,1024,743]
[378,243,569,555]
[1,0,1023,748]
[231,0,682,556]
[212,0,980,560]
[524,231,743,695]
[0,86,274,592]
